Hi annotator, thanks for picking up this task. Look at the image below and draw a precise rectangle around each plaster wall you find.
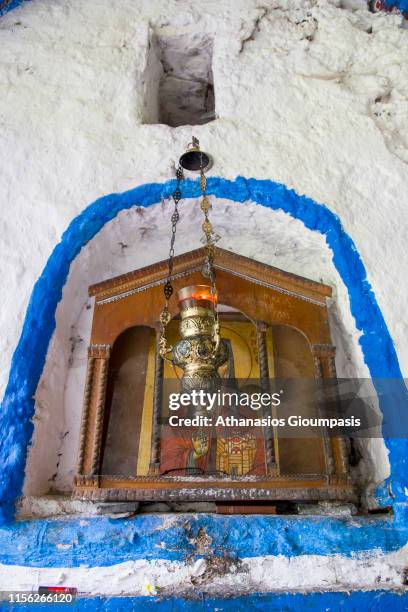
[1,0,408,600]
[0,545,407,596]
[1,0,408,398]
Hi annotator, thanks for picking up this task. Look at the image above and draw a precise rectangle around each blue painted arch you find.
[0,176,406,526]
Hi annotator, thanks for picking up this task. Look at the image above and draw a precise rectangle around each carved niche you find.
[73,247,354,503]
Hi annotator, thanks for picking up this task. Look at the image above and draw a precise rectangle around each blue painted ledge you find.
[0,513,407,568]
[2,591,408,611]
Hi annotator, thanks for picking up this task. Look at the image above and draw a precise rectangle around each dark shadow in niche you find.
[101,326,154,476]
[143,30,216,127]
[272,324,327,477]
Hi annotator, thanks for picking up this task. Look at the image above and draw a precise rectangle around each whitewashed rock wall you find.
[1,0,408,395]
[1,0,408,596]
[1,545,408,597]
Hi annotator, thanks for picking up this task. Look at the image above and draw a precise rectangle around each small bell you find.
[179,137,212,173]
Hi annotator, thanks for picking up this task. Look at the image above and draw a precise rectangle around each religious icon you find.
[159,398,267,477]
[159,324,268,477]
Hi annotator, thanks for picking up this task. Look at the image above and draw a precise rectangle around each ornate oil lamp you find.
[158,139,228,391]
[173,285,228,391]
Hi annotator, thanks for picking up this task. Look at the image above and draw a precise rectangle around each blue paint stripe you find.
[0,0,30,17]
[2,591,408,611]
[0,513,407,567]
[383,0,408,11]
[0,177,405,552]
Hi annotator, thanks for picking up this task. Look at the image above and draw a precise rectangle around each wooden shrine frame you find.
[73,247,355,503]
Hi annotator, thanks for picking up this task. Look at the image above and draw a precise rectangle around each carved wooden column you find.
[76,352,95,476]
[312,344,349,482]
[149,326,164,475]
[312,345,335,478]
[75,344,111,485]
[257,321,279,476]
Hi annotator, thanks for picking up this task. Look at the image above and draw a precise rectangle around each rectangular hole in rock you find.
[144,30,216,127]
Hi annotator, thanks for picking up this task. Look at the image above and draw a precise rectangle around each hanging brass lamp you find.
[172,285,228,391]
[159,139,227,391]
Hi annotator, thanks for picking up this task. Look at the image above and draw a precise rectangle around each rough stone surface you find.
[1,0,408,598]
[17,495,140,518]
[1,0,408,396]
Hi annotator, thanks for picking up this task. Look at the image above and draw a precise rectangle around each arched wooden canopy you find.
[88,246,333,347]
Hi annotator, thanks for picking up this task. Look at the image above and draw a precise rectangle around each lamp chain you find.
[158,141,220,359]
[158,164,183,359]
[199,155,220,351]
